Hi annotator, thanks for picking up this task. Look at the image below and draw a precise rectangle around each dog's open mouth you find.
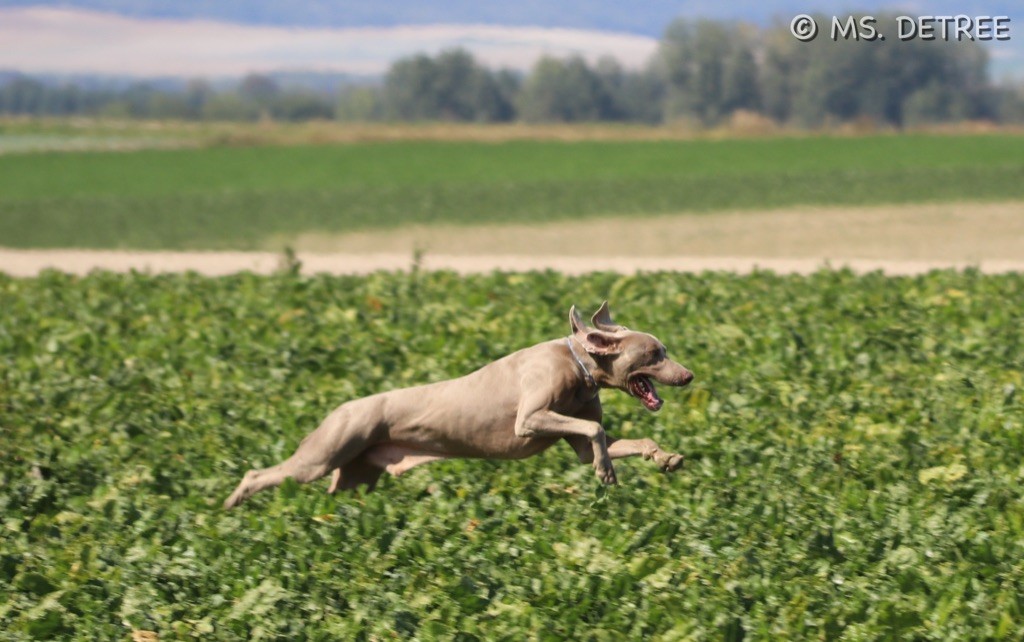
[628,375,663,411]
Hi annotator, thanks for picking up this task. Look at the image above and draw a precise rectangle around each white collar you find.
[566,336,597,389]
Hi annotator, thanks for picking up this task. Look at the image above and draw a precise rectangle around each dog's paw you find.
[595,461,618,485]
[659,453,684,472]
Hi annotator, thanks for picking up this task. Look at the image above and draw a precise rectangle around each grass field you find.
[2,269,1023,639]
[1,133,1022,250]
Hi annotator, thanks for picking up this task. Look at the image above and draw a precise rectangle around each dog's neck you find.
[566,336,598,390]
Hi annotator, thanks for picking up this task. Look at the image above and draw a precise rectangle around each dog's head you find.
[569,301,693,412]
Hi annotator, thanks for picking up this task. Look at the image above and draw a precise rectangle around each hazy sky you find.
[0,7,658,77]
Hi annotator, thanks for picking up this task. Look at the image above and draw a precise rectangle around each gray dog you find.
[224,302,693,508]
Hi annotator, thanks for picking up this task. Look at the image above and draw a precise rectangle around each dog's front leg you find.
[609,439,684,472]
[516,405,616,484]
[566,437,684,472]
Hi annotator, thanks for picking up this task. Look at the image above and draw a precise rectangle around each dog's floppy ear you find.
[570,304,623,355]
[591,300,627,333]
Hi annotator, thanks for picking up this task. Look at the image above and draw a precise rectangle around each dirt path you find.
[3,201,1022,277]
[2,249,1023,277]
[276,201,1024,262]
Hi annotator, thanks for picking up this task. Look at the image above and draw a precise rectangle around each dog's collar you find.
[566,336,597,389]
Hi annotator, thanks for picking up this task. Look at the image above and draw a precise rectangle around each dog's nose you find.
[679,368,694,386]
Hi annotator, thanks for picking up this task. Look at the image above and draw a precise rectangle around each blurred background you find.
[0,0,1022,268]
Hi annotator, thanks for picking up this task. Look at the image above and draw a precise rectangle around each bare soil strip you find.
[4,201,1021,277]
[2,249,1023,277]
[278,201,1024,262]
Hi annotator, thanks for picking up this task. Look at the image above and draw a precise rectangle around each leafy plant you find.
[1,269,1022,639]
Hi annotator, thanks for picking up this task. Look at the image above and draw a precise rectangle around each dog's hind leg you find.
[223,402,382,509]
[223,456,331,509]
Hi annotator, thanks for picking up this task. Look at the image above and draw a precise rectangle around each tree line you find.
[3,16,1023,127]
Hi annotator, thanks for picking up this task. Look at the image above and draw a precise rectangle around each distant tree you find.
[468,67,517,122]
[271,93,335,121]
[383,49,513,122]
[492,70,522,120]
[766,14,993,127]
[238,74,280,104]
[994,85,1024,123]
[759,27,805,123]
[518,56,611,122]
[903,82,959,126]
[385,54,436,120]
[0,18,1012,127]
[0,77,45,114]
[591,56,628,120]
[722,39,760,114]
[202,93,261,121]
[431,49,482,120]
[659,19,758,124]
[120,83,159,118]
[184,79,214,119]
[336,86,385,121]
[148,93,190,119]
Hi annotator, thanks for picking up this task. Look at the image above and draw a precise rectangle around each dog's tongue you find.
[634,376,663,411]
[644,388,663,411]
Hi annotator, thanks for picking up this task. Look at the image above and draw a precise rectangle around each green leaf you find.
[17,573,56,596]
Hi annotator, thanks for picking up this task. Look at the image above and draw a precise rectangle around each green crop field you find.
[1,133,1022,250]
[2,269,1023,639]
